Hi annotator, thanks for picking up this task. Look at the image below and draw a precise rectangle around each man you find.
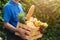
[3,0,29,40]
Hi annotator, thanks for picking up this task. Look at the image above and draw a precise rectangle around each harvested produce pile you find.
[15,5,48,40]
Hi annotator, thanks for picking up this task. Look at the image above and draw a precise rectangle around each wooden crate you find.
[15,22,43,40]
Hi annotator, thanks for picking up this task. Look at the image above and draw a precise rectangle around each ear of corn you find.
[26,5,35,21]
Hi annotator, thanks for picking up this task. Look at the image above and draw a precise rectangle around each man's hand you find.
[16,28,30,39]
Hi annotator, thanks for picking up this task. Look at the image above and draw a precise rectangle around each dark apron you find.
[3,27,23,40]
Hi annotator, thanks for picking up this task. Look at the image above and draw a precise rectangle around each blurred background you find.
[0,0,60,40]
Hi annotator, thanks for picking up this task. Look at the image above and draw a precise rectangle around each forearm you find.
[3,22,18,32]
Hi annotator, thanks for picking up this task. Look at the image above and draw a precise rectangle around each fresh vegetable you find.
[39,25,44,34]
[26,5,35,21]
[40,22,48,29]
[26,21,36,28]
[18,13,26,24]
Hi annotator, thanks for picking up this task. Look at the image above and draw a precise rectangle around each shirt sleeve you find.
[18,3,24,13]
[3,6,11,22]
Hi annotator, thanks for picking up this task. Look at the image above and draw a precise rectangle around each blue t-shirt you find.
[3,1,24,27]
[3,1,24,33]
